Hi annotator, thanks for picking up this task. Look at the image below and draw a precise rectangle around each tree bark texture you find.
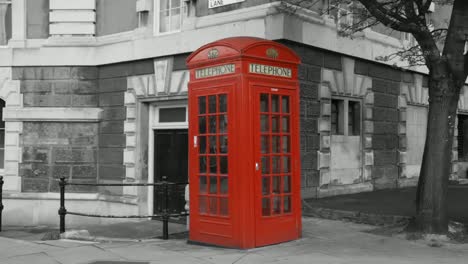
[415,66,462,234]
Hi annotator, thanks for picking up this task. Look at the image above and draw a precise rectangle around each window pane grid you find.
[197,94,229,217]
[259,93,293,217]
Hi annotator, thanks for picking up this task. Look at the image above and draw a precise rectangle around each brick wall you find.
[13,66,99,192]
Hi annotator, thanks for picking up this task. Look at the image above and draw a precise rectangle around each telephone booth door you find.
[253,86,300,247]
[189,83,237,247]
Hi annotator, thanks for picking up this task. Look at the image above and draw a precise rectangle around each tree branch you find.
[358,0,420,33]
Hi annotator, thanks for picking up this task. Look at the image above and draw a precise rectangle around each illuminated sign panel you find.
[195,64,235,79]
[249,63,292,78]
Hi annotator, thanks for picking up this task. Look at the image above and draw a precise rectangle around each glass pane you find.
[209,157,217,174]
[208,95,217,113]
[209,197,217,214]
[198,97,206,114]
[199,196,207,214]
[219,115,228,133]
[160,0,169,9]
[271,95,279,112]
[220,156,228,174]
[283,175,291,193]
[272,115,279,132]
[262,177,270,195]
[261,136,269,154]
[273,196,281,214]
[261,115,269,132]
[220,177,228,194]
[209,136,217,154]
[282,96,290,113]
[260,94,269,112]
[209,116,217,133]
[282,136,290,153]
[199,176,207,194]
[272,156,280,173]
[171,0,180,8]
[272,176,281,193]
[199,157,206,173]
[170,8,181,31]
[199,136,206,154]
[272,136,280,153]
[0,149,3,169]
[282,156,290,173]
[261,156,270,174]
[219,94,227,113]
[159,12,169,33]
[159,107,185,122]
[220,197,229,216]
[209,176,217,194]
[282,117,289,132]
[198,116,206,134]
[284,196,291,213]
[219,136,228,153]
[262,198,271,216]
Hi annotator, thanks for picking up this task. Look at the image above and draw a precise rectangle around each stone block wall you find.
[280,40,342,197]
[13,66,99,193]
[97,60,153,195]
[355,61,403,189]
[21,122,99,192]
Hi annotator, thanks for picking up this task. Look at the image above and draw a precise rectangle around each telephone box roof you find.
[186,37,301,68]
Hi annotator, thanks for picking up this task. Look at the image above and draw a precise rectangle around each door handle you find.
[255,162,259,171]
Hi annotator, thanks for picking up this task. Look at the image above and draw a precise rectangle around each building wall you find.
[97,59,154,196]
[406,105,427,178]
[26,0,49,39]
[96,0,137,36]
[13,66,99,192]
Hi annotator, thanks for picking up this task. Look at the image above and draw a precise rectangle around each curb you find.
[302,205,411,226]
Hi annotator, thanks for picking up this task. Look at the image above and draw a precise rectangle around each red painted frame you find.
[187,37,301,249]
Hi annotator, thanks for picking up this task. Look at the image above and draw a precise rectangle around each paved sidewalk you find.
[2,218,468,264]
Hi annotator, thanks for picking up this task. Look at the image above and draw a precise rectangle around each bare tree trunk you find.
[415,68,461,234]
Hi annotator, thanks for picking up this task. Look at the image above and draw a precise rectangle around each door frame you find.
[147,100,188,216]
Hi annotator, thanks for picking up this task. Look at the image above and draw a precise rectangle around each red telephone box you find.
[186,37,301,249]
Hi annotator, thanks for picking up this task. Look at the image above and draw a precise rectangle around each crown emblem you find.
[207,48,219,59]
[266,48,279,59]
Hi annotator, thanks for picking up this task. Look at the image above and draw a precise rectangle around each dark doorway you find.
[153,129,188,216]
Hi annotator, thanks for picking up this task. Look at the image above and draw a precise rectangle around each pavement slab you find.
[2,217,468,263]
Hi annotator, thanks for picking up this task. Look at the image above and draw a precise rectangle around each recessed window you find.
[155,0,186,34]
[0,1,12,46]
[159,107,186,123]
[331,98,361,136]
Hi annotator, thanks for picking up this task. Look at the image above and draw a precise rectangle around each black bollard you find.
[0,176,3,232]
[58,177,67,233]
[162,175,169,240]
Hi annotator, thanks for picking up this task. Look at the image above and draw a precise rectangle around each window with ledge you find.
[0,0,12,46]
[331,98,361,136]
[154,0,186,34]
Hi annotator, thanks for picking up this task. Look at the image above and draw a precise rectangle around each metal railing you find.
[58,176,188,240]
[0,176,3,232]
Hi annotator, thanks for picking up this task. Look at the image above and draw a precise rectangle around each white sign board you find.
[209,0,245,9]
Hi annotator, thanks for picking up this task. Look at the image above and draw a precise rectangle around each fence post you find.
[0,176,3,232]
[58,177,67,233]
[162,175,169,240]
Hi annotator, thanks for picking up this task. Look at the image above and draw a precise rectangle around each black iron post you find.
[58,177,67,233]
[162,175,169,240]
[0,176,3,232]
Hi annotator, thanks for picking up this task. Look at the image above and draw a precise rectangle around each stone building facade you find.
[0,0,465,226]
